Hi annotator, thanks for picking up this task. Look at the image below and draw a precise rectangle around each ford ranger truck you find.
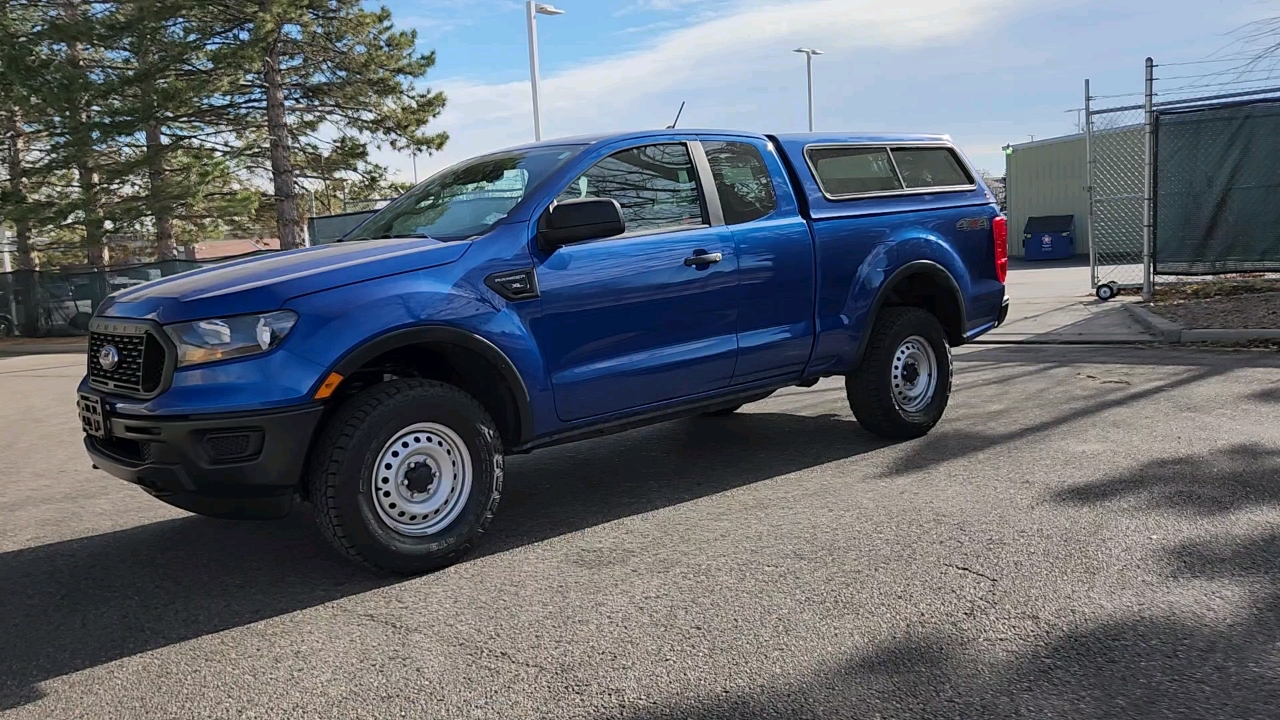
[79,131,1010,574]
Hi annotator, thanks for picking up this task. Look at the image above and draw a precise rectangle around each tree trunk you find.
[5,108,39,336]
[78,160,107,269]
[63,0,107,269]
[145,121,176,259]
[5,109,36,272]
[138,29,177,261]
[263,33,302,250]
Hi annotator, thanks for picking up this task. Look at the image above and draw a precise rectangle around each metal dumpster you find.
[1022,215,1076,261]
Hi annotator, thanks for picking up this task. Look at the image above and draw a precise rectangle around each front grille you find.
[88,328,167,396]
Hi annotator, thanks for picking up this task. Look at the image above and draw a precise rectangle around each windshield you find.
[347,145,583,242]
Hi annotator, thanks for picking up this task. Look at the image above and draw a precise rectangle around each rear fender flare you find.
[851,260,967,367]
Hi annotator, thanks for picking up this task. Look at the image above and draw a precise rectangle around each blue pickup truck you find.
[79,130,1009,573]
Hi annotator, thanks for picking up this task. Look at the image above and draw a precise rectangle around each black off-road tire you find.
[308,379,503,575]
[846,307,952,440]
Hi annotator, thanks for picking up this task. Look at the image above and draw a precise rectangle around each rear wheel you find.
[308,379,503,575]
[847,307,952,440]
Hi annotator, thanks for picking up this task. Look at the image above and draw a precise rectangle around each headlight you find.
[164,311,298,367]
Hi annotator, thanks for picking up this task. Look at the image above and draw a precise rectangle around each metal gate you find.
[1085,69,1152,298]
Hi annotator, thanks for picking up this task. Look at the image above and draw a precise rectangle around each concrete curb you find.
[1123,303,1280,344]
[1124,304,1184,343]
[1181,328,1280,342]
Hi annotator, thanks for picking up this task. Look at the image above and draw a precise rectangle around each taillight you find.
[992,215,1008,283]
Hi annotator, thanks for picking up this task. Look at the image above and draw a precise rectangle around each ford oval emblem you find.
[98,345,120,371]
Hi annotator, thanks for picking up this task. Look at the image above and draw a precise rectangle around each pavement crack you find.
[942,562,999,583]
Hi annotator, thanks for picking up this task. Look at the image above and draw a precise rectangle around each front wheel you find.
[846,307,952,440]
[308,379,503,575]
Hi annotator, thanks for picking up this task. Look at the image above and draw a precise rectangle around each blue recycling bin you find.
[1021,215,1076,261]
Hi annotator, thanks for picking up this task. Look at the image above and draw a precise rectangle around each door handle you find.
[684,251,723,267]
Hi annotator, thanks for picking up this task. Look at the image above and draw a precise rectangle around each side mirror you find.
[537,198,625,251]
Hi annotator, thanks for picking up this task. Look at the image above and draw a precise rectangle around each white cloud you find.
[376,0,1035,180]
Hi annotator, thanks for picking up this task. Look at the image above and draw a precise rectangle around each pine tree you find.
[213,0,447,249]
[110,0,258,259]
[0,0,46,274]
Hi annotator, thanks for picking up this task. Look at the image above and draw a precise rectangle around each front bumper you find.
[83,400,325,520]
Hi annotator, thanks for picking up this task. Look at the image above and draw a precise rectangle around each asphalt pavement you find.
[2,342,1279,719]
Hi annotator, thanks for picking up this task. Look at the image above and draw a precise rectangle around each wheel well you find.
[330,342,525,449]
[881,271,965,346]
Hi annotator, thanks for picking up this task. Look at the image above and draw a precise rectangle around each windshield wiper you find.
[341,231,433,242]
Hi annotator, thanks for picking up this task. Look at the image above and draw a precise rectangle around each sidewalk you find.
[979,259,1159,345]
[0,336,88,357]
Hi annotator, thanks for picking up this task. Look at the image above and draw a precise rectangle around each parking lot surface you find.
[2,343,1279,719]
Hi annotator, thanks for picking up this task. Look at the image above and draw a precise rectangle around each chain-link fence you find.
[0,251,276,338]
[1086,59,1280,298]
[1154,98,1280,274]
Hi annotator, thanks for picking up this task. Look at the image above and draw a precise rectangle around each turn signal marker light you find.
[314,372,344,400]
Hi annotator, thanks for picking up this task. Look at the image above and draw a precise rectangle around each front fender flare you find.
[323,325,535,446]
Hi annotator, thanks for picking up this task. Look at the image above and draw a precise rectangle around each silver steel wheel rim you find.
[891,335,938,414]
[370,422,472,537]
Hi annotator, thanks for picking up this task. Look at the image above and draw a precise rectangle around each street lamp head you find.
[793,47,824,56]
[535,3,565,15]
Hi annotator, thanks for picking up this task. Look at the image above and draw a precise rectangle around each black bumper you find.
[997,295,1010,327]
[84,403,325,520]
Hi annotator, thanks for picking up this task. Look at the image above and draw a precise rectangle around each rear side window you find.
[557,143,705,234]
[806,146,902,196]
[891,147,973,189]
[702,141,777,225]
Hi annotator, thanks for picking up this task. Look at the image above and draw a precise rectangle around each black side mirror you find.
[537,198,625,251]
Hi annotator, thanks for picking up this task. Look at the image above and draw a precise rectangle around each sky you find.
[374,0,1279,182]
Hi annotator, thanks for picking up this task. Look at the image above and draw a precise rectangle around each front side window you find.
[891,147,973,189]
[556,143,705,234]
[703,141,777,225]
[349,146,581,242]
[807,146,903,196]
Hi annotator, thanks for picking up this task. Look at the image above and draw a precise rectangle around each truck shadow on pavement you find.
[594,443,1280,720]
[0,410,881,711]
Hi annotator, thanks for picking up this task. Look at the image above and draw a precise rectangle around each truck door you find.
[531,142,739,422]
[699,137,816,385]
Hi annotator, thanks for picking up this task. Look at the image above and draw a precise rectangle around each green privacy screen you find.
[1154,99,1280,275]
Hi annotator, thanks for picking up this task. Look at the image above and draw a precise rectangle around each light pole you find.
[526,2,565,141]
[793,47,823,132]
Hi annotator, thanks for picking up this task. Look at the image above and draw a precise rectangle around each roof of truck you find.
[499,130,954,153]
